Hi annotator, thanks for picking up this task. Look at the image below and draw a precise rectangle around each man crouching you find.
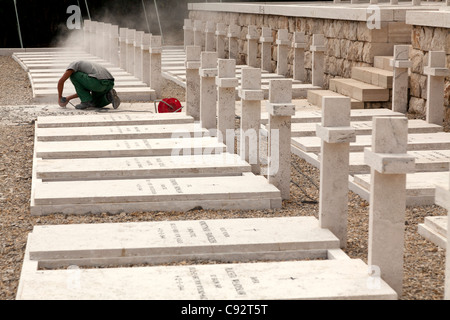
[58,60,121,110]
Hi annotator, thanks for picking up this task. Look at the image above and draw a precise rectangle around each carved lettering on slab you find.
[170,179,183,194]
[199,221,217,243]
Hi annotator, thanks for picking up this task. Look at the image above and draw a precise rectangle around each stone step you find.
[30,174,282,215]
[36,154,251,181]
[37,113,194,128]
[35,137,226,159]
[288,119,442,138]
[26,216,340,267]
[349,172,448,207]
[34,81,148,90]
[418,216,447,249]
[329,78,390,102]
[351,67,393,89]
[292,132,450,153]
[36,123,209,141]
[17,257,397,300]
[307,90,364,109]
[374,56,394,72]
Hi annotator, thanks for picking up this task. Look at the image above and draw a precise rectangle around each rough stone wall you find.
[188,11,410,89]
[409,25,450,120]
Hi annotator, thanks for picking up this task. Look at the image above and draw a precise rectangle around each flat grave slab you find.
[36,123,209,141]
[35,136,226,159]
[30,174,282,215]
[418,216,447,249]
[37,113,194,128]
[17,258,397,300]
[36,154,252,181]
[26,216,340,267]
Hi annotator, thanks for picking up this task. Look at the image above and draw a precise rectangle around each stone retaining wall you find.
[409,25,450,120]
[188,10,411,89]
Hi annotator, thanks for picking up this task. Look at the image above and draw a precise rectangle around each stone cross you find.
[390,45,412,114]
[216,23,227,59]
[246,25,259,68]
[200,51,219,131]
[216,59,238,149]
[134,31,145,80]
[183,19,194,49]
[434,171,450,300]
[276,29,290,77]
[424,51,450,126]
[311,34,326,88]
[194,20,204,49]
[185,46,202,121]
[316,96,356,248]
[260,27,273,73]
[95,22,105,58]
[83,20,91,54]
[89,21,97,56]
[267,79,296,199]
[205,21,216,52]
[110,25,120,67]
[228,25,240,61]
[365,117,416,297]
[293,32,307,82]
[119,28,128,71]
[103,24,112,63]
[149,35,162,99]
[239,68,265,174]
[126,29,136,75]
[141,33,151,86]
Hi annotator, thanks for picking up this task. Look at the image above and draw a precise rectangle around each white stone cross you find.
[183,19,194,49]
[228,24,240,61]
[216,59,238,149]
[185,46,202,121]
[83,20,91,54]
[293,32,307,83]
[260,27,273,73]
[365,117,416,297]
[390,45,412,114]
[311,34,326,88]
[126,29,136,75]
[215,23,228,59]
[205,21,216,52]
[89,21,97,56]
[424,51,450,126]
[141,33,151,86]
[246,25,259,68]
[149,36,162,99]
[102,24,112,62]
[134,31,145,80]
[95,22,105,59]
[276,29,290,77]
[200,51,219,131]
[317,96,356,248]
[239,68,265,174]
[119,28,128,71]
[267,79,296,199]
[193,20,204,49]
[109,25,120,67]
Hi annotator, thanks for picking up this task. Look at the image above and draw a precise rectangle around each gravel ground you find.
[0,55,448,300]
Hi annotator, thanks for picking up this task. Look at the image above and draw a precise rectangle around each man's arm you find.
[57,70,74,107]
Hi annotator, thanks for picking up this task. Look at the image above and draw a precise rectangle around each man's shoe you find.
[107,89,121,109]
[75,101,96,110]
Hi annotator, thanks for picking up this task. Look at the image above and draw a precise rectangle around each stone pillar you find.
[141,33,151,86]
[412,0,421,6]
[89,21,97,56]
[228,25,240,61]
[95,22,104,58]
[185,46,202,121]
[183,19,194,49]
[293,32,307,82]
[267,79,296,199]
[216,59,239,149]
[150,36,163,99]
[366,117,416,298]
[317,97,356,248]
[215,23,227,59]
[110,25,120,67]
[103,24,112,62]
[83,20,91,54]
[134,31,145,80]
[390,0,399,4]
[126,29,136,74]
[199,52,218,131]
[276,29,290,77]
[194,20,203,49]
[424,51,450,126]
[119,28,128,71]
[260,27,273,73]
[246,25,259,68]
[390,45,411,114]
[205,21,216,52]
[239,68,265,174]
[311,34,326,88]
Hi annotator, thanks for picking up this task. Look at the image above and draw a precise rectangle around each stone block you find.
[316,126,356,144]
[364,149,416,174]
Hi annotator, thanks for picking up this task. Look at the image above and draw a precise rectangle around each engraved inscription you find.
[175,275,184,291]
[225,267,246,296]
[143,140,152,149]
[134,158,143,168]
[157,158,166,167]
[210,274,222,289]
[189,267,207,300]
[124,141,131,149]
[199,221,217,244]
[171,223,183,244]
[146,180,157,195]
[188,227,197,238]
[158,228,166,239]
[136,184,143,191]
[220,227,230,238]
[170,179,183,194]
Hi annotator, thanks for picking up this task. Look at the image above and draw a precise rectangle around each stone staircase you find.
[308,55,394,110]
